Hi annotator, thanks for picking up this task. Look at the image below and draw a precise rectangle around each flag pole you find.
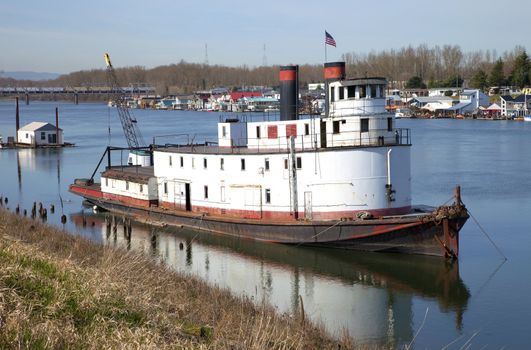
[324,30,328,63]
[324,30,329,118]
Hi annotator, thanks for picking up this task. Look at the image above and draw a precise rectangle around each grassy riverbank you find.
[0,209,355,349]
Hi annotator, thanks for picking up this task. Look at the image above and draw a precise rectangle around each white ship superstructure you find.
[72,62,467,258]
[101,63,411,221]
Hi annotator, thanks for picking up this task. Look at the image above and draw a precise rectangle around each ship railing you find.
[153,128,411,155]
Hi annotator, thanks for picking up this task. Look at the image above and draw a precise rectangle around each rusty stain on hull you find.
[69,183,469,258]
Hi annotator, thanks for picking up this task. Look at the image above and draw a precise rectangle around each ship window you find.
[169,156,172,167]
[330,86,335,102]
[284,158,288,169]
[241,158,246,171]
[268,125,278,139]
[359,85,366,98]
[140,184,143,193]
[333,120,340,134]
[347,85,356,98]
[192,158,195,169]
[296,157,302,169]
[126,181,129,190]
[304,123,309,135]
[387,117,393,131]
[265,189,271,204]
[256,126,261,139]
[164,182,168,194]
[361,118,369,132]
[203,157,207,169]
[339,86,344,100]
[180,156,184,167]
[222,125,227,137]
[105,178,108,187]
[265,158,270,171]
[204,185,209,199]
[220,158,224,170]
[220,186,225,202]
[111,180,115,188]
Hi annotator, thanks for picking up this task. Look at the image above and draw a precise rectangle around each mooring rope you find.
[295,219,343,247]
[467,208,507,261]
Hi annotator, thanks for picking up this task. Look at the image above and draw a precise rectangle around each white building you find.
[17,122,63,146]
[500,95,531,117]
[428,87,460,97]
[456,89,490,113]
[308,83,325,91]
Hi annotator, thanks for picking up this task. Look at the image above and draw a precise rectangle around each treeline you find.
[1,45,530,94]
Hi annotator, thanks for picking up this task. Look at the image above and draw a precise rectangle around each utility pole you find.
[262,44,267,67]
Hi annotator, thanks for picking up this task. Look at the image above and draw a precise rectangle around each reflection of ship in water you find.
[71,212,470,346]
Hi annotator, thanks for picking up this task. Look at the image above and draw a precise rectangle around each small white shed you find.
[17,122,63,146]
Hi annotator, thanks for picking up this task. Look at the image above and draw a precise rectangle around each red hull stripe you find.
[159,201,412,221]
[70,184,412,221]
[69,185,152,208]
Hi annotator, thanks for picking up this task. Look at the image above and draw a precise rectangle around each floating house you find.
[17,122,63,147]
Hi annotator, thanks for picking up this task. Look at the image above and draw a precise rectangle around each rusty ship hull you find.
[70,182,468,258]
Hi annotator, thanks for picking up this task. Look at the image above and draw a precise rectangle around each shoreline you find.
[0,208,354,348]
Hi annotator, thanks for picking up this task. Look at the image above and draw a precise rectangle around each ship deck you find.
[154,142,411,156]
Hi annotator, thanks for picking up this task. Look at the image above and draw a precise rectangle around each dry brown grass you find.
[0,209,358,349]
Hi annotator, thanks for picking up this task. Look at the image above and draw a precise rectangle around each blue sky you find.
[1,0,530,74]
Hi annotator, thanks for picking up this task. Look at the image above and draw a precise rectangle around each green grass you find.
[0,208,357,349]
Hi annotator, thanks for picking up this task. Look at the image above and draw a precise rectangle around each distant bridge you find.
[0,85,156,104]
[0,86,155,95]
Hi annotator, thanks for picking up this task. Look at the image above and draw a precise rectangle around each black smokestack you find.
[324,61,346,81]
[279,65,299,121]
[324,62,345,117]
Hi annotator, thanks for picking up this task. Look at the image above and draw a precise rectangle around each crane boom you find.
[104,53,145,149]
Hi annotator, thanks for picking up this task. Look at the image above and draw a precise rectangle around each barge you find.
[70,62,468,258]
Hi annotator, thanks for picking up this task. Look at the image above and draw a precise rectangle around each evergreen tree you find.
[510,51,530,88]
[470,70,488,90]
[405,76,426,89]
[488,59,506,87]
[443,75,463,88]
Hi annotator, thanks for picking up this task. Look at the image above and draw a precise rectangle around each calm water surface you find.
[1,101,530,348]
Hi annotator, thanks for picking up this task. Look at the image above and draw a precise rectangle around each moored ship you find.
[70,62,468,258]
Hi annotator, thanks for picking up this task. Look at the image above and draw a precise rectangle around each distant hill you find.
[1,71,61,81]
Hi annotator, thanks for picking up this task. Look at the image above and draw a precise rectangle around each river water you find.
[1,101,530,348]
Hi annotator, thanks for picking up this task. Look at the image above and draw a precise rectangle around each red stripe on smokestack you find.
[324,66,345,80]
[279,70,297,81]
[324,61,346,81]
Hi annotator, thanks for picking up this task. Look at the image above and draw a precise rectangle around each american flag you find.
[325,31,336,47]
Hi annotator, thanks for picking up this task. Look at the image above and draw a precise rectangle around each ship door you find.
[185,183,191,211]
[304,191,313,220]
[320,121,327,148]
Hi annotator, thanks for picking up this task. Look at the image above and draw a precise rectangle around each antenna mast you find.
[262,44,267,66]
